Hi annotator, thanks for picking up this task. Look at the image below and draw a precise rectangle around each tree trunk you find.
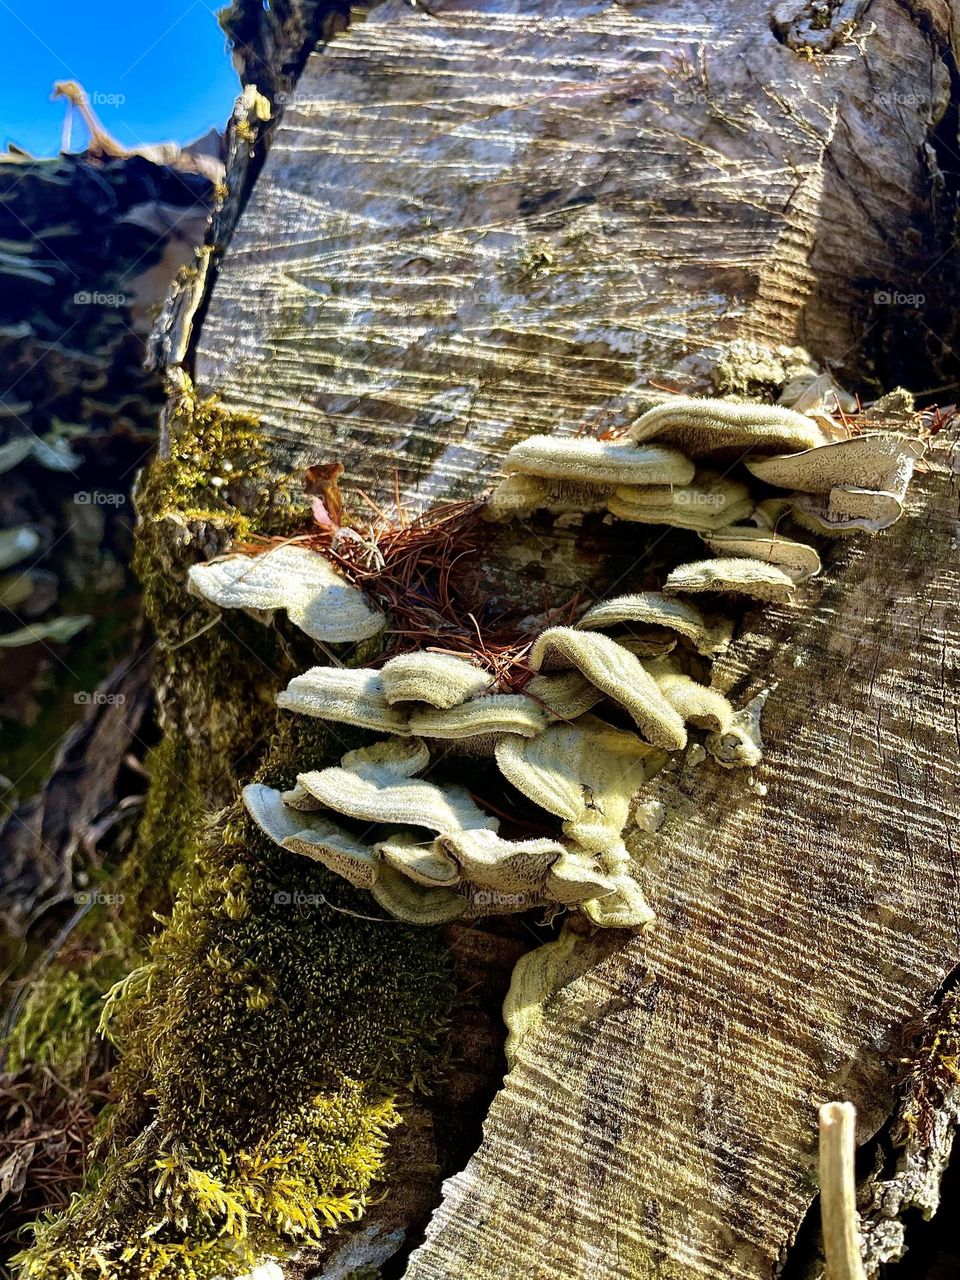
[134,1,960,1276]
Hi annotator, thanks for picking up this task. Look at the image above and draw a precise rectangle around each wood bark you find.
[167,1,960,1275]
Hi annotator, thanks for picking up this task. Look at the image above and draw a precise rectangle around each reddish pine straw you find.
[238,491,580,692]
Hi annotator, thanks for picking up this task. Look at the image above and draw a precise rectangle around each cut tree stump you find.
[404,428,960,1280]
[155,1,960,1275]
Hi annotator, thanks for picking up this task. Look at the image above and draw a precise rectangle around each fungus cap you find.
[608,470,754,532]
[242,783,379,888]
[377,832,461,887]
[437,829,568,894]
[380,652,493,708]
[628,396,827,456]
[370,862,467,925]
[188,543,384,643]
[408,694,549,740]
[643,659,735,733]
[664,557,797,604]
[297,739,498,834]
[484,474,611,521]
[530,627,687,751]
[525,670,604,721]
[502,435,695,487]
[701,527,821,580]
[581,874,655,929]
[574,591,733,656]
[277,667,408,735]
[791,486,905,534]
[744,433,924,495]
[495,718,661,843]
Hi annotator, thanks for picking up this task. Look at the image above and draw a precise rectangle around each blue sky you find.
[0,0,240,156]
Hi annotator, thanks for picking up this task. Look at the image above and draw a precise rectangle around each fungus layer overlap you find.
[217,396,921,941]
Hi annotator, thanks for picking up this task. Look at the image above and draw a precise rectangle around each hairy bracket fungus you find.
[380,651,493,707]
[664,557,799,603]
[608,469,754,531]
[530,628,687,750]
[628,395,829,455]
[242,737,629,925]
[277,667,408,735]
[575,592,734,657]
[501,435,695,486]
[188,542,384,644]
[701,527,822,581]
[744,433,924,494]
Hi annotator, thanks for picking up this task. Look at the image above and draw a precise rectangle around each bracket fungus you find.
[502,924,583,1068]
[790,487,907,535]
[628,395,829,455]
[242,781,380,889]
[607,469,754,531]
[643,658,736,734]
[525,670,605,721]
[242,738,633,926]
[575,592,734,658]
[494,718,662,853]
[744,433,924,495]
[216,397,923,981]
[530,628,687,751]
[704,689,770,769]
[296,741,497,834]
[701,527,822,581]
[277,667,409,735]
[380,651,493,707]
[664,557,798,604]
[483,473,611,521]
[188,543,384,644]
[501,434,695,487]
[407,694,549,742]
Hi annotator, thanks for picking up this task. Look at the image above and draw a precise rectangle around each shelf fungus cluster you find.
[233,587,776,930]
[486,395,924,539]
[193,396,923,939]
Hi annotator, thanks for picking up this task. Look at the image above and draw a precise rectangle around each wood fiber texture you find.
[186,2,960,1275]
[197,0,954,511]
[405,431,960,1279]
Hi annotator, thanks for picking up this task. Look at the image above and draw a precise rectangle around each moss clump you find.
[13,716,455,1279]
[5,924,133,1081]
[132,381,310,810]
[119,731,202,927]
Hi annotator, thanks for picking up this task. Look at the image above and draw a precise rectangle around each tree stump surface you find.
[179,3,960,1275]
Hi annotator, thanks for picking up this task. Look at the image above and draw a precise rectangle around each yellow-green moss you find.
[120,731,202,927]
[5,925,132,1081]
[13,403,456,1276]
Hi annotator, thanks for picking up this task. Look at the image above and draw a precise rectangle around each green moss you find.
[131,382,310,809]
[14,727,455,1278]
[4,921,135,1081]
[120,731,202,927]
[13,401,456,1276]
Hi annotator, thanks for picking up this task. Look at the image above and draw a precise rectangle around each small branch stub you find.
[819,1101,867,1280]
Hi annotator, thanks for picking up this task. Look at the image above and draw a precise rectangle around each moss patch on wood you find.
[11,386,456,1280]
